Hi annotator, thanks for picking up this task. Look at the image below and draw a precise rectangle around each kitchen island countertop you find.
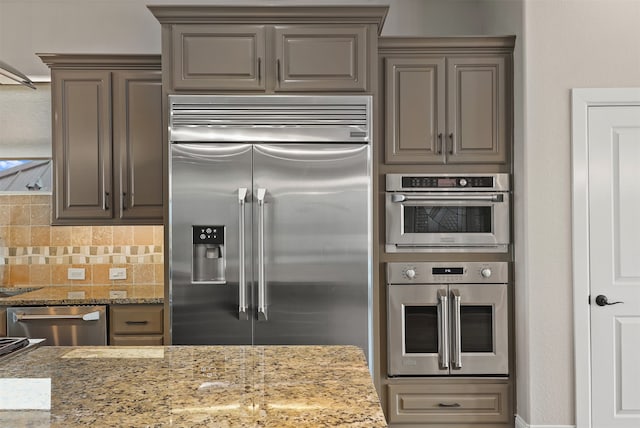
[0,345,386,427]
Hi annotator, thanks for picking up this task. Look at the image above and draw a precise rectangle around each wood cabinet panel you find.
[113,71,163,220]
[447,56,507,164]
[53,70,112,220]
[380,38,513,166]
[172,24,266,90]
[274,25,367,91]
[387,382,510,425]
[384,57,445,164]
[43,55,163,225]
[109,304,164,346]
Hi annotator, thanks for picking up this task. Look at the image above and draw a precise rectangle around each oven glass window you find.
[403,206,492,233]
[404,306,438,353]
[460,305,493,353]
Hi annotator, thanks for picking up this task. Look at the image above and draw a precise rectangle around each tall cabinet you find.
[39,55,163,225]
[378,37,515,428]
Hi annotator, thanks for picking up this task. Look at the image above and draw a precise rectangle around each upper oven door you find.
[385,191,510,252]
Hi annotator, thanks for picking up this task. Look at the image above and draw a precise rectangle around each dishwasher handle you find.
[13,311,101,322]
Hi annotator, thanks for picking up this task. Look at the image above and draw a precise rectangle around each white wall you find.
[524,0,640,425]
[0,0,486,80]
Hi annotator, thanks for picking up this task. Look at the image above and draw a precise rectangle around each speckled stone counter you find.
[0,345,386,427]
[0,285,163,305]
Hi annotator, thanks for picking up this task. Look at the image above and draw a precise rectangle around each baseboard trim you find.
[515,415,576,428]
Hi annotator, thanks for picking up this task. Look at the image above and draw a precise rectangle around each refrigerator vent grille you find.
[171,103,368,127]
[169,95,371,142]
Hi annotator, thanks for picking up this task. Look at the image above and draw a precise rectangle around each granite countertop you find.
[0,345,386,427]
[0,285,164,305]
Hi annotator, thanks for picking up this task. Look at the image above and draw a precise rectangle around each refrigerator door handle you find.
[451,288,462,369]
[257,188,268,321]
[238,188,249,321]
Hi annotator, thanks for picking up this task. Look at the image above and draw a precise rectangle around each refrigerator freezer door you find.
[252,144,371,358]
[170,143,253,344]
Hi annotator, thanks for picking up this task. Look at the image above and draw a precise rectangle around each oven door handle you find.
[451,289,462,369]
[391,194,503,203]
[437,289,450,370]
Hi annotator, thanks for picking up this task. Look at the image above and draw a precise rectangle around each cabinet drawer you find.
[110,335,163,346]
[387,382,510,424]
[110,305,163,335]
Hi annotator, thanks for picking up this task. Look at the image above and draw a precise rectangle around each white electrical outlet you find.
[109,268,127,280]
[67,268,85,280]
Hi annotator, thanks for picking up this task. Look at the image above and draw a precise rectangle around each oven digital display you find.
[437,178,456,187]
[432,267,464,275]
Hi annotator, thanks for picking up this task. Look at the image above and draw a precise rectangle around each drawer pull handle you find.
[438,402,461,408]
[125,320,149,325]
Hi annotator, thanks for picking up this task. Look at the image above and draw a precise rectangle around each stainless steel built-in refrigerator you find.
[169,95,372,361]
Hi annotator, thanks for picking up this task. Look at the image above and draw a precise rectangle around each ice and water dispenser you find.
[192,226,226,284]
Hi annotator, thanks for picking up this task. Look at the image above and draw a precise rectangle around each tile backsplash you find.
[0,194,163,287]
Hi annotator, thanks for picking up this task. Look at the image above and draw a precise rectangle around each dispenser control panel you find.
[193,226,224,245]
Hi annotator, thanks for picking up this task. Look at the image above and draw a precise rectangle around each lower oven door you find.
[7,306,107,346]
[385,192,510,252]
[388,283,508,376]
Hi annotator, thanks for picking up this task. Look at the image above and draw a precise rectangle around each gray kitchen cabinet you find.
[109,304,164,346]
[387,381,511,427]
[151,6,388,93]
[39,55,163,224]
[380,37,514,165]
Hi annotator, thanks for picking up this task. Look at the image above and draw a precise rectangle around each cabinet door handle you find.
[276,59,281,83]
[104,191,110,210]
[448,133,454,155]
[438,402,461,408]
[122,192,127,210]
[437,133,443,154]
[125,320,149,325]
[257,57,262,83]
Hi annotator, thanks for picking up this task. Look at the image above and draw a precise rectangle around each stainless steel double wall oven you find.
[385,173,511,378]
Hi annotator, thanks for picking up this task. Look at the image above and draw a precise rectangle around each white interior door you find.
[588,105,640,427]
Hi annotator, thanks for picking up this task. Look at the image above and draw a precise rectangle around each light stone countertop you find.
[0,285,163,305]
[0,345,387,427]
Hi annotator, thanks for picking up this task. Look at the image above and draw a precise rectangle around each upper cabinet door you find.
[274,25,368,92]
[52,70,113,222]
[447,56,508,164]
[112,71,164,221]
[172,24,266,91]
[384,57,446,164]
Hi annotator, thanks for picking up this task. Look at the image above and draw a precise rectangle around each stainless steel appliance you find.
[387,262,509,376]
[6,306,107,346]
[385,173,510,252]
[0,338,45,362]
[169,95,372,360]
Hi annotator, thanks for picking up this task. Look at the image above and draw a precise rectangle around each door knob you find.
[595,295,624,306]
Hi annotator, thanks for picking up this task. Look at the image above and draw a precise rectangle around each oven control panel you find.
[387,262,508,284]
[386,173,510,192]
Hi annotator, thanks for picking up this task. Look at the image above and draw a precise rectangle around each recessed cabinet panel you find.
[448,56,507,164]
[384,57,445,163]
[387,382,510,425]
[275,26,367,91]
[54,70,112,220]
[113,71,163,220]
[172,24,266,90]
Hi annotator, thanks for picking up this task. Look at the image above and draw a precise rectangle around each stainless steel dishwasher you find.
[6,306,107,346]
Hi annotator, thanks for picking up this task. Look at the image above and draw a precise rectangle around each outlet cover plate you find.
[109,268,127,280]
[67,268,85,280]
